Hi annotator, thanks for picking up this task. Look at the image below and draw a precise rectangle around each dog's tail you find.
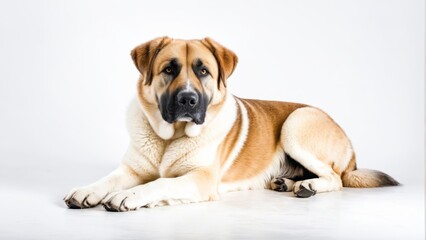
[341,154,400,188]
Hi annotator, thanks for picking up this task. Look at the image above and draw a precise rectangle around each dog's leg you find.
[64,164,142,209]
[286,147,344,198]
[281,107,353,198]
[102,168,217,212]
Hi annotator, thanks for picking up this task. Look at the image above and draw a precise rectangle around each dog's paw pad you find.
[295,183,316,198]
[271,178,288,192]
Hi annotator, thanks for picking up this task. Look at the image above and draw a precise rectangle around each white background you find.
[0,0,423,183]
[0,1,424,239]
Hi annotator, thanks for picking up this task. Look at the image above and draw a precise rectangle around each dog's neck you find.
[170,122,187,139]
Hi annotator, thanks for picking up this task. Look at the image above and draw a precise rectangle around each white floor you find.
[0,162,424,240]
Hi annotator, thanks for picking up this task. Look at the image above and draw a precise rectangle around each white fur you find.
[101,175,203,211]
[158,121,175,139]
[137,98,175,140]
[182,81,195,92]
[184,122,202,137]
[125,98,166,170]
[219,148,284,193]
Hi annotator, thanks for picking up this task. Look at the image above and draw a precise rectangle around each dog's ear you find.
[201,38,238,88]
[131,36,172,85]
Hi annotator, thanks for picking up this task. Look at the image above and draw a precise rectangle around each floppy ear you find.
[131,36,172,85]
[201,38,238,88]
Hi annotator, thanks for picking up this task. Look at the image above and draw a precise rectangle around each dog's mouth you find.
[163,112,205,125]
[174,113,204,125]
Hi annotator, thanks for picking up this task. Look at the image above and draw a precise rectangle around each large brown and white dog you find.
[64,37,399,212]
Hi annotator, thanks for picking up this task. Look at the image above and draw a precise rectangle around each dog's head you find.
[131,37,237,139]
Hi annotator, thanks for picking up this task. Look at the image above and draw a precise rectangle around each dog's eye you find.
[200,68,208,76]
[164,67,172,74]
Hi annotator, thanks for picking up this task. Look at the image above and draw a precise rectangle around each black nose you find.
[177,91,198,108]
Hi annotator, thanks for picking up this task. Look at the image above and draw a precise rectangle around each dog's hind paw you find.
[270,177,294,192]
[293,181,317,198]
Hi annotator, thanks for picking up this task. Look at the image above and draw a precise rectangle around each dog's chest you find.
[136,136,209,178]
[128,115,205,178]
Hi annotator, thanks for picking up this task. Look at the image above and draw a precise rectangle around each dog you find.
[64,37,399,212]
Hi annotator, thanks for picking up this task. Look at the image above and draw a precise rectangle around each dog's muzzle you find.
[160,89,207,124]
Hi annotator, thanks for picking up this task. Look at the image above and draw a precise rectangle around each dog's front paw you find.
[102,191,140,212]
[64,186,106,209]
[293,181,317,198]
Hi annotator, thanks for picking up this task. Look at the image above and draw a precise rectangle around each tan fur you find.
[222,99,305,182]
[342,153,357,178]
[288,107,353,174]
